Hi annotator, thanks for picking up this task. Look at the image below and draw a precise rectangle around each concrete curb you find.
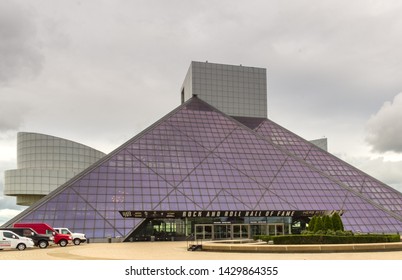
[201,241,402,253]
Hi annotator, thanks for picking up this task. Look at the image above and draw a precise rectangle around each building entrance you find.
[213,224,231,239]
[194,223,284,240]
[195,224,212,240]
[232,224,249,239]
[123,215,294,242]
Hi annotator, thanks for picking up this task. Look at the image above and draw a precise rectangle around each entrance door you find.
[276,224,284,235]
[250,224,268,236]
[213,225,231,239]
[232,224,249,239]
[204,225,212,239]
[268,224,284,235]
[195,224,213,240]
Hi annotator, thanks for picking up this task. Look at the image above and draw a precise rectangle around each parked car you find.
[13,223,72,247]
[1,227,54,249]
[54,227,87,245]
[0,230,35,250]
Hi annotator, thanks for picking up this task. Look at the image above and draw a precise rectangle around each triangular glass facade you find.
[250,119,402,220]
[4,97,402,241]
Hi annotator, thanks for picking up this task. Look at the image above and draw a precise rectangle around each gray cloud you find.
[0,196,24,212]
[0,101,28,131]
[366,93,402,153]
[0,0,43,85]
[0,0,400,146]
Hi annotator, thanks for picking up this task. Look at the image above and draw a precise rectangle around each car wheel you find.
[73,238,81,245]
[17,243,26,251]
[38,240,48,249]
[59,239,68,247]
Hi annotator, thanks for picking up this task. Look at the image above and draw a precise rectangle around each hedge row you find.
[254,234,400,244]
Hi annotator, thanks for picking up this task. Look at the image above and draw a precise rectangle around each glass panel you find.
[214,225,230,239]
[250,224,267,236]
[268,225,275,235]
[204,225,212,240]
[276,224,284,235]
[233,225,241,239]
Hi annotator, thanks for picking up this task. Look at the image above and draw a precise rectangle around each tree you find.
[314,216,324,232]
[332,212,344,231]
[323,215,333,231]
[309,216,317,232]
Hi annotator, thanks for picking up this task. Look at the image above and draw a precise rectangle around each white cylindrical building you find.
[4,132,105,206]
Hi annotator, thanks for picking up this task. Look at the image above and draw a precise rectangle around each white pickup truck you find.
[54,228,87,245]
[0,230,35,250]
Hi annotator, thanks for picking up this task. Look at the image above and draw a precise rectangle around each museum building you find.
[3,132,105,206]
[3,61,402,242]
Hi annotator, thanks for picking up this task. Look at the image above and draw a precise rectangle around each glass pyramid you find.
[4,97,402,240]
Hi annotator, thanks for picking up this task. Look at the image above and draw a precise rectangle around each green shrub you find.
[332,212,344,231]
[343,230,353,236]
[253,235,262,241]
[314,216,324,232]
[308,214,344,233]
[308,216,317,232]
[326,229,336,236]
[253,235,274,242]
[323,215,333,231]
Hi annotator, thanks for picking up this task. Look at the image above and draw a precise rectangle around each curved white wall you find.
[4,132,106,206]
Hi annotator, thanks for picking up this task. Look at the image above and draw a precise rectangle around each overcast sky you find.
[1,0,402,224]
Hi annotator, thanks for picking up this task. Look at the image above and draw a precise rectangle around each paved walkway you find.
[1,242,402,260]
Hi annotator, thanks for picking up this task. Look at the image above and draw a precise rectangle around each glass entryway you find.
[251,224,284,236]
[214,224,231,239]
[250,224,267,236]
[269,224,284,235]
[232,224,249,239]
[195,223,284,240]
[195,225,213,240]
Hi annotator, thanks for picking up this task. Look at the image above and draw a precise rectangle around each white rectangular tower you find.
[181,61,267,118]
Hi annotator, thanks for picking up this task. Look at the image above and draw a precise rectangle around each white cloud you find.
[366,92,402,153]
[344,155,402,193]
[0,208,23,226]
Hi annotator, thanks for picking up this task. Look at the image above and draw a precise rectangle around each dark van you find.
[1,227,54,249]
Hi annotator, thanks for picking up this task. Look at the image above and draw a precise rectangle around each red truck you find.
[13,223,72,247]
